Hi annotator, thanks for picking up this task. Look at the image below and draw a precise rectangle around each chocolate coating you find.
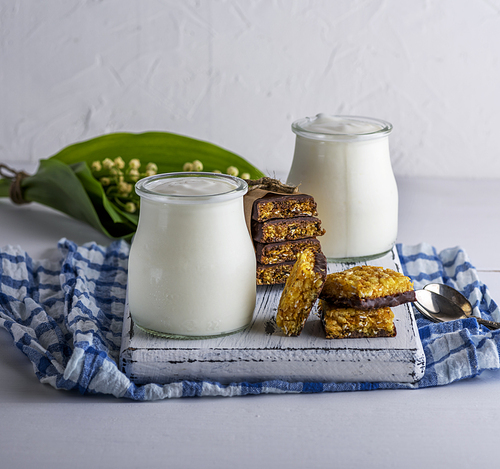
[314,250,327,278]
[323,290,416,310]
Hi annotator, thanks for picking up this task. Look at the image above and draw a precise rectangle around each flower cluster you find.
[91,157,251,215]
[182,160,250,180]
[90,157,157,214]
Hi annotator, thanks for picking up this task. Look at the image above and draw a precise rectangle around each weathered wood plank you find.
[119,248,426,384]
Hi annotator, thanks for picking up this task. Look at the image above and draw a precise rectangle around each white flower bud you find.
[192,160,203,171]
[102,158,114,170]
[114,157,125,169]
[226,166,239,177]
[129,159,141,170]
[118,181,132,195]
[128,169,140,181]
[125,202,137,213]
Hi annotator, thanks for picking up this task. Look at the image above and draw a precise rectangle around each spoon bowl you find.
[414,283,500,330]
[423,283,472,317]
[414,290,467,323]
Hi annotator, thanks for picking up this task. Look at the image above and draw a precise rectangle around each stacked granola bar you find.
[250,192,326,285]
[318,265,416,339]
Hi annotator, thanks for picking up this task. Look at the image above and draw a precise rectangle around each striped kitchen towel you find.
[0,239,499,399]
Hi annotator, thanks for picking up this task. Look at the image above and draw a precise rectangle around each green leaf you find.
[0,178,10,198]
[21,159,135,238]
[51,132,265,179]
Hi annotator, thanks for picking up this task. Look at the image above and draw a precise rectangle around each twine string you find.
[247,177,298,194]
[0,163,30,204]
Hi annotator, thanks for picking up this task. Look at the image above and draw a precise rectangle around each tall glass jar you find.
[128,172,256,339]
[287,114,398,262]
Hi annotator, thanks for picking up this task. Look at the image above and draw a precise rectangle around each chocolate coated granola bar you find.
[252,193,318,222]
[252,217,325,244]
[319,265,415,310]
[255,238,322,265]
[256,261,294,285]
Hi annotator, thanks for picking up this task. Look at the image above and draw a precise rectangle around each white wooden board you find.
[119,247,426,384]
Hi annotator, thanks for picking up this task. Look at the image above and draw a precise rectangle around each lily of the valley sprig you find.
[0,131,265,239]
[90,157,158,214]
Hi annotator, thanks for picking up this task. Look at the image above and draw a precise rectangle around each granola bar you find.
[320,301,396,339]
[319,265,415,310]
[255,238,322,265]
[256,261,294,286]
[252,217,325,244]
[276,248,327,336]
[252,193,318,222]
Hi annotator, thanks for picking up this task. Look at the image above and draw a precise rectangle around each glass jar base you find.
[134,322,250,340]
[326,247,393,264]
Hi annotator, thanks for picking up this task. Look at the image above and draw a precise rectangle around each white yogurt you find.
[287,114,398,261]
[128,173,256,338]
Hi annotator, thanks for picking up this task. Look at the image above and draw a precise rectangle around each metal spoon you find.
[414,285,500,330]
[424,283,500,330]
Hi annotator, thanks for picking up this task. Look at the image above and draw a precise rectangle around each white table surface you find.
[1,174,500,469]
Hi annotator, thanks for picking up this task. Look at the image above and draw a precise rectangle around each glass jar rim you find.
[135,172,248,204]
[292,114,392,141]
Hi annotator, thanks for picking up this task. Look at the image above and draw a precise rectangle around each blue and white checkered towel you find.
[0,239,499,399]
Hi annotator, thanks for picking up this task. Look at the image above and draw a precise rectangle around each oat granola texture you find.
[320,302,396,339]
[275,248,327,336]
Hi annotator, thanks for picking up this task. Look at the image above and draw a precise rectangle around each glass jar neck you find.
[292,114,392,142]
[135,172,248,205]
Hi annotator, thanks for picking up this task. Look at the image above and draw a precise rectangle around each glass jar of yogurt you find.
[287,114,398,262]
[128,172,256,339]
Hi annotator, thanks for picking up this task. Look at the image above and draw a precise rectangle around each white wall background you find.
[1,0,500,178]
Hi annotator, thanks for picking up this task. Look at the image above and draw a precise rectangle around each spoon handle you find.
[476,317,500,330]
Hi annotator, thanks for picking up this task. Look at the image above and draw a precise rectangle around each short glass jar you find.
[287,114,398,262]
[128,172,256,339]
